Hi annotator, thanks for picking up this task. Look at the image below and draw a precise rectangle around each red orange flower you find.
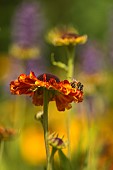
[10,71,83,111]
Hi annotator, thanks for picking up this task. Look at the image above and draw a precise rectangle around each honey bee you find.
[70,80,83,91]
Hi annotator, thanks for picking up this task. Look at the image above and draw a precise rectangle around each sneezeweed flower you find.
[47,26,87,46]
[10,71,83,111]
[48,132,67,149]
[0,126,17,141]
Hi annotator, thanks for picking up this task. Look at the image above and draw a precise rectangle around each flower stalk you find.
[42,88,51,170]
[66,45,75,158]
[49,148,57,170]
[66,45,75,80]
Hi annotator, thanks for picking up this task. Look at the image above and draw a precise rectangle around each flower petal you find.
[10,72,84,111]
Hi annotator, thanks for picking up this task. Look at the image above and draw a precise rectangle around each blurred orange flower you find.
[47,26,87,46]
[0,126,17,141]
[10,71,83,111]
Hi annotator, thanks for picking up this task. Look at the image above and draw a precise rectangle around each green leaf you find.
[58,150,72,170]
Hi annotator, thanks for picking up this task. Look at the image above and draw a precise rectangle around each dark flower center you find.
[62,33,79,39]
[37,73,60,82]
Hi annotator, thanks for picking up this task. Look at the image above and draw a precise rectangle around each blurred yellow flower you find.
[19,106,90,165]
[47,26,87,46]
[20,126,46,165]
[9,44,40,60]
[0,54,10,80]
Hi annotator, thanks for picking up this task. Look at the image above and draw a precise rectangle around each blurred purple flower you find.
[10,0,45,59]
[79,40,104,74]
[12,0,44,46]
[26,57,47,75]
[107,8,113,65]
[77,40,105,118]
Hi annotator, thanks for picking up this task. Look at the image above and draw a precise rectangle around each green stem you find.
[0,140,4,170]
[51,53,68,71]
[43,88,51,170]
[66,46,75,80]
[49,148,57,170]
[66,46,75,158]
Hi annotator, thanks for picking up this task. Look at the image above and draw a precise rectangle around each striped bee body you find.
[70,80,83,91]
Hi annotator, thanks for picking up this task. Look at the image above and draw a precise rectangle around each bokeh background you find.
[0,0,113,169]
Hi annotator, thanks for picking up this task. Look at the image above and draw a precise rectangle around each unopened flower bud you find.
[35,111,43,121]
[48,132,68,149]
